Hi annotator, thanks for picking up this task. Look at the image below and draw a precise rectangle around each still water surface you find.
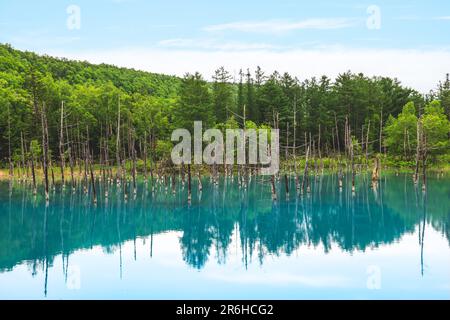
[0,174,449,299]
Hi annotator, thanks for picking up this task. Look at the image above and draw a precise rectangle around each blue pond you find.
[0,173,449,299]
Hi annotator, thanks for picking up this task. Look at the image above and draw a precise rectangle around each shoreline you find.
[1,163,448,182]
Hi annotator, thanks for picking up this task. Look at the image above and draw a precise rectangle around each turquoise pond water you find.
[0,173,449,299]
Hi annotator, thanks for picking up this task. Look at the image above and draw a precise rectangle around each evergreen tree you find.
[212,67,233,124]
[237,69,245,127]
[246,69,257,123]
[175,72,213,133]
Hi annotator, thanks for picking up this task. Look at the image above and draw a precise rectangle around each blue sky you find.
[1,0,450,91]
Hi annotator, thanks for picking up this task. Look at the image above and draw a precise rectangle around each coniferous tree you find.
[212,67,233,124]
[237,69,245,126]
[175,72,213,133]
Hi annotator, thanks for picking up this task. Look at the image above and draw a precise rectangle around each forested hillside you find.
[0,43,449,172]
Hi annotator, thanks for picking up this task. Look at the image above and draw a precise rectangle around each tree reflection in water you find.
[0,173,448,275]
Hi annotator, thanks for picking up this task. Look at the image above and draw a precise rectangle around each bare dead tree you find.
[40,102,49,201]
[187,163,192,203]
[331,127,336,155]
[116,95,121,183]
[30,141,37,195]
[379,109,383,154]
[293,96,299,192]
[197,170,203,192]
[284,121,289,198]
[334,112,340,154]
[372,155,380,184]
[65,119,76,191]
[271,174,277,201]
[349,125,355,193]
[143,131,148,183]
[59,101,66,186]
[83,133,88,194]
[77,121,82,175]
[86,126,97,204]
[7,103,13,178]
[422,134,427,192]
[20,131,27,180]
[414,115,422,184]
[318,123,322,160]
[43,108,55,191]
[365,120,370,170]
[131,127,137,195]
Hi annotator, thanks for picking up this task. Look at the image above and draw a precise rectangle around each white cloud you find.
[204,18,358,33]
[158,38,281,50]
[434,16,450,20]
[45,46,450,93]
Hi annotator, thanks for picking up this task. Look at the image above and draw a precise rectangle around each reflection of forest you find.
[0,174,449,271]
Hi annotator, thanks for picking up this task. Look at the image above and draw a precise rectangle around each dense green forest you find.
[0,43,449,178]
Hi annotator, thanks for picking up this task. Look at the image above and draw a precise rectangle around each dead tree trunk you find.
[77,122,82,175]
[89,154,97,204]
[403,127,407,160]
[332,128,336,156]
[349,125,356,193]
[102,137,109,198]
[7,103,13,178]
[372,155,380,182]
[284,171,289,199]
[86,129,97,204]
[334,112,340,154]
[361,125,364,162]
[116,95,121,183]
[44,109,55,191]
[99,125,105,183]
[83,138,88,194]
[149,131,155,191]
[284,121,289,198]
[293,98,299,192]
[414,117,421,184]
[301,146,310,194]
[365,120,370,170]
[379,109,383,154]
[41,103,49,201]
[187,164,192,202]
[197,170,202,191]
[422,135,427,192]
[30,141,37,195]
[20,131,27,180]
[172,169,176,195]
[131,129,137,195]
[318,124,322,161]
[344,116,349,159]
[143,132,148,183]
[49,157,55,191]
[65,121,76,191]
[181,162,185,185]
[59,101,66,186]
[271,174,277,201]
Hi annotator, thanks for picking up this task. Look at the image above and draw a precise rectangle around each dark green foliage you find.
[174,72,213,133]
[212,67,234,123]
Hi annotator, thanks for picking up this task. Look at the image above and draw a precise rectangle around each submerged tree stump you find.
[372,156,380,182]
